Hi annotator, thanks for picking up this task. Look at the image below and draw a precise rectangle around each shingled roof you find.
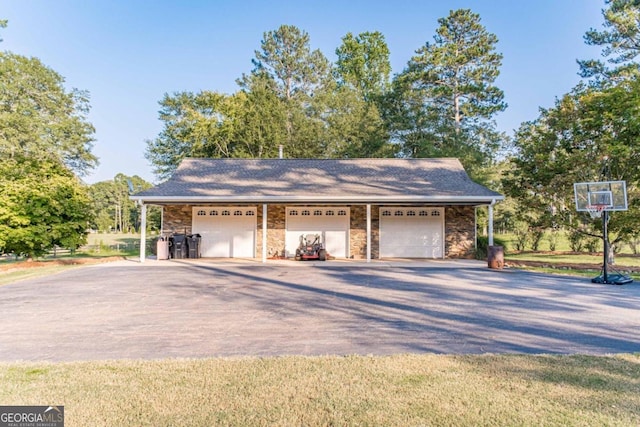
[132,158,503,205]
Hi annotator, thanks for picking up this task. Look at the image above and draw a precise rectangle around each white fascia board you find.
[130,194,504,204]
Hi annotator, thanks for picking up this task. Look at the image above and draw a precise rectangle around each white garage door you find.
[379,207,444,258]
[286,207,350,258]
[192,207,256,258]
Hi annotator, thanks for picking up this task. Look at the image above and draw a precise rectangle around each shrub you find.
[513,229,529,251]
[530,229,545,251]
[547,230,559,251]
[585,237,601,253]
[568,230,586,252]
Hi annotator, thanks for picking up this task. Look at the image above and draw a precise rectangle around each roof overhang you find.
[130,195,504,206]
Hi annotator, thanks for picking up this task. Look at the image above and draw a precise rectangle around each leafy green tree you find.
[579,0,640,83]
[145,86,291,179]
[0,157,93,257]
[316,82,392,158]
[390,9,506,179]
[234,74,288,158]
[250,24,331,101]
[335,31,391,101]
[88,174,159,233]
[332,31,394,158]
[503,80,640,247]
[0,26,97,257]
[243,25,331,157]
[0,52,97,175]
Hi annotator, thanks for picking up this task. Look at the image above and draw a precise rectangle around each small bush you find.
[513,229,529,251]
[547,230,559,251]
[530,229,545,251]
[568,230,586,252]
[585,238,600,253]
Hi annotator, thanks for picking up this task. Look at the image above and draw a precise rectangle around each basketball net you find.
[586,204,606,219]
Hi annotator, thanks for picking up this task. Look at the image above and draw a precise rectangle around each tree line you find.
[502,0,640,252]
[3,2,640,258]
[145,9,507,183]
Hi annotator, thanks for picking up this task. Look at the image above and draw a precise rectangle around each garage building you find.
[131,158,503,262]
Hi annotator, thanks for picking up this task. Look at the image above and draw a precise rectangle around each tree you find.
[579,0,640,84]
[332,31,394,158]
[250,24,331,101]
[242,25,331,156]
[88,174,160,233]
[503,80,640,247]
[390,9,506,179]
[0,52,97,175]
[0,157,93,257]
[335,31,391,101]
[505,1,640,250]
[145,87,291,179]
[317,82,393,158]
[0,25,97,257]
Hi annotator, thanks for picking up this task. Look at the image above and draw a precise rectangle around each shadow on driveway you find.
[0,259,638,361]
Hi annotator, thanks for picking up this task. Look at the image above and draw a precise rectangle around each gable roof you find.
[132,158,503,205]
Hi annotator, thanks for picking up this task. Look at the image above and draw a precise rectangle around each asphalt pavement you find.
[0,259,638,361]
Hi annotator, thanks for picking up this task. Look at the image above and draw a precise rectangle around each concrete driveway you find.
[0,259,639,362]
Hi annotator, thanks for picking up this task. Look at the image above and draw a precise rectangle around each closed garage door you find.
[192,207,256,257]
[286,207,350,258]
[379,207,444,258]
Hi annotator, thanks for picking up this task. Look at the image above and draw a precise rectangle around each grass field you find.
[2,233,639,425]
[1,354,638,426]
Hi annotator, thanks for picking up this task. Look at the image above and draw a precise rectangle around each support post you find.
[488,201,495,246]
[262,204,267,263]
[474,206,478,251]
[140,203,147,263]
[160,206,164,235]
[366,204,371,263]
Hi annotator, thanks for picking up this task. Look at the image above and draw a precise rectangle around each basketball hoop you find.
[586,204,606,219]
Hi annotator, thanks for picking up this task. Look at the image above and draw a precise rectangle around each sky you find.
[2,0,606,184]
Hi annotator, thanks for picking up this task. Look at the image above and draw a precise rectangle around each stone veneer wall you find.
[161,203,475,259]
[445,206,476,258]
[264,205,286,258]
[349,205,379,259]
[162,205,193,235]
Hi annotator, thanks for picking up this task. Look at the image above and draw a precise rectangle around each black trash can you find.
[170,234,187,259]
[187,234,201,259]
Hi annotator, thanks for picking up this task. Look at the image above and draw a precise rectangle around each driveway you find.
[0,259,638,361]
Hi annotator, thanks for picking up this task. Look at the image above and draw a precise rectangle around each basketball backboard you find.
[574,181,628,212]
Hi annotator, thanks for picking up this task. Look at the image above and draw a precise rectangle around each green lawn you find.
[496,231,640,255]
[1,354,638,426]
[505,251,640,267]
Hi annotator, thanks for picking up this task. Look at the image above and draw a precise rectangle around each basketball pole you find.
[601,156,609,284]
[602,209,608,284]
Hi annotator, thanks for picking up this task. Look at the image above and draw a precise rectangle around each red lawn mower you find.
[294,233,328,261]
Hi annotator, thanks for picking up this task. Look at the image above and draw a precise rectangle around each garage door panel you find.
[285,208,349,258]
[380,208,444,258]
[192,207,256,258]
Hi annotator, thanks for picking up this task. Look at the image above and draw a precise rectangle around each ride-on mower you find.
[295,233,328,261]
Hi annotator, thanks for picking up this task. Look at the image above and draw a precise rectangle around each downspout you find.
[474,206,477,252]
[488,199,496,247]
[139,202,147,263]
